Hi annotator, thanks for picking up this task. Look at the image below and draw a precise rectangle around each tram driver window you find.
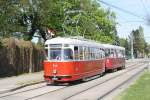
[50,48,61,60]
[63,49,73,60]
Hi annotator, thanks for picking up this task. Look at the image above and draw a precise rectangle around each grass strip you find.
[116,70,150,100]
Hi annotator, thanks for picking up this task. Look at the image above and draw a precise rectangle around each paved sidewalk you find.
[0,71,44,93]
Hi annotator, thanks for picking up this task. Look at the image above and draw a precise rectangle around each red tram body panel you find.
[44,60,105,82]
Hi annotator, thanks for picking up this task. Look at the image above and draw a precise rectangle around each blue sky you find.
[100,0,150,43]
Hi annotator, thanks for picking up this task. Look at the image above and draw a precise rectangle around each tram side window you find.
[114,50,117,58]
[84,47,89,60]
[63,49,73,60]
[79,46,83,60]
[95,48,100,59]
[118,50,122,58]
[102,51,105,58]
[74,46,79,60]
[88,47,91,60]
[120,50,122,58]
[100,49,105,59]
[110,49,114,58]
[91,48,95,60]
[120,50,125,58]
[105,49,110,57]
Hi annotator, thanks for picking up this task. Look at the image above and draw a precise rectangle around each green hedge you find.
[0,37,45,77]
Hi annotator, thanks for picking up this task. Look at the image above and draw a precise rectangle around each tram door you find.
[74,46,82,76]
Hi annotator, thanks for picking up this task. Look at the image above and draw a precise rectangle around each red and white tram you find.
[103,44,125,71]
[44,37,106,83]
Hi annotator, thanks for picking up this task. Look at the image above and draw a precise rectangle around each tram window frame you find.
[110,49,114,58]
[84,47,89,60]
[87,47,91,60]
[79,46,84,60]
[105,49,108,57]
[99,48,101,59]
[118,50,122,58]
[95,48,100,60]
[49,48,62,61]
[74,46,79,60]
[105,49,111,57]
[63,48,73,60]
[102,49,105,58]
[114,49,117,58]
[91,48,95,60]
[101,49,104,59]
[102,51,105,58]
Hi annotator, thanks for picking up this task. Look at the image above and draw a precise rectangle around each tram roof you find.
[45,37,104,48]
[102,44,125,50]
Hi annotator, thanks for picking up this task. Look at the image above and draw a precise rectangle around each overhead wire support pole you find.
[131,32,134,59]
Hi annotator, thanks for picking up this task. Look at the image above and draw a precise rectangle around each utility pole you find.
[131,32,134,59]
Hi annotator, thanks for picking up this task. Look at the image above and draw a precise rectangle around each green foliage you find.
[132,26,145,57]
[0,1,26,37]
[61,0,117,43]
[119,38,130,57]
[0,0,117,43]
[144,43,150,55]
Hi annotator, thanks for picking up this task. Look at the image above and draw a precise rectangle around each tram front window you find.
[50,48,62,60]
[63,49,73,60]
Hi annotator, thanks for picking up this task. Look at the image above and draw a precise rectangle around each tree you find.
[132,26,145,58]
[144,42,150,56]
[0,0,117,44]
[119,38,130,57]
[62,0,117,43]
[0,0,26,37]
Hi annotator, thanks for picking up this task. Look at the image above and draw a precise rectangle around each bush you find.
[0,37,45,77]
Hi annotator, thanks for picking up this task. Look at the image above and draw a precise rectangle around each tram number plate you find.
[52,77,58,80]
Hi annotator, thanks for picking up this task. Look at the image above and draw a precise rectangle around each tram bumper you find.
[44,75,72,81]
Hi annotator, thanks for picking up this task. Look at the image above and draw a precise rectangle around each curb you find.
[0,80,45,94]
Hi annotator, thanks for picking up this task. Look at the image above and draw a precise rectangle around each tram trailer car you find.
[44,37,106,83]
[103,44,125,71]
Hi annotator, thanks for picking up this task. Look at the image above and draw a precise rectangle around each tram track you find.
[63,63,146,100]
[98,66,145,100]
[0,61,144,100]
[25,62,145,100]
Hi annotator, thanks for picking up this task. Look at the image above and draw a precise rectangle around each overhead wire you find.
[140,0,150,17]
[98,0,147,21]
[118,20,145,23]
[98,0,150,44]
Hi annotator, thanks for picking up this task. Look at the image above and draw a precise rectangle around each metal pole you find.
[131,32,134,59]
